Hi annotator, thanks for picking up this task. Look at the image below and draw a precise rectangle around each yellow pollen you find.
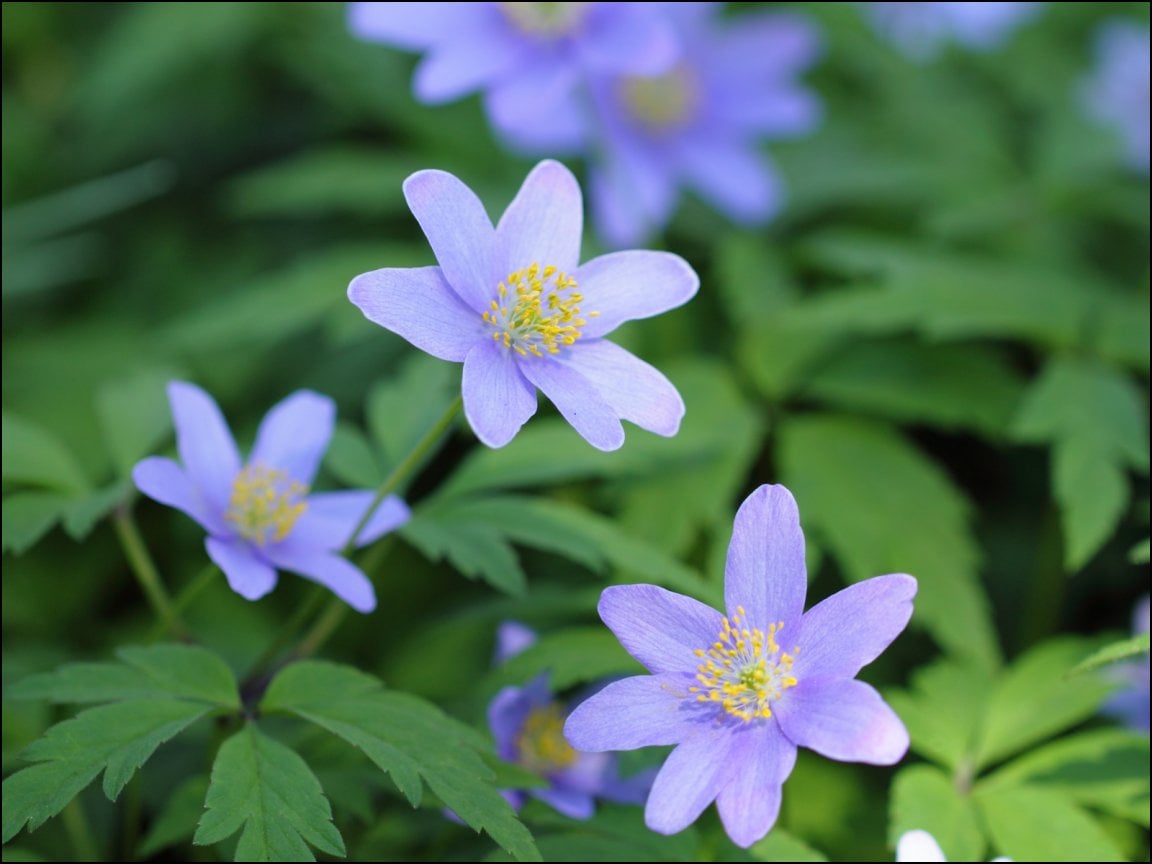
[620,65,700,132]
[516,703,577,774]
[224,464,308,546]
[498,2,591,38]
[483,261,598,357]
[687,608,798,723]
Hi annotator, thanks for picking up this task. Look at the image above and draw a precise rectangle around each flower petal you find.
[494,620,538,664]
[348,2,480,47]
[132,456,223,534]
[518,357,623,451]
[168,381,241,516]
[588,143,678,249]
[793,574,917,680]
[288,490,409,551]
[715,723,797,848]
[896,829,948,863]
[263,547,377,613]
[462,340,537,447]
[403,169,497,312]
[348,266,482,362]
[495,160,583,274]
[575,250,699,339]
[249,390,334,486]
[488,675,549,762]
[486,73,588,155]
[564,674,698,750]
[532,786,595,821]
[598,584,721,674]
[578,5,679,75]
[645,731,736,836]
[773,678,910,765]
[205,536,277,601]
[560,340,684,437]
[673,137,782,224]
[414,33,524,103]
[724,485,807,630]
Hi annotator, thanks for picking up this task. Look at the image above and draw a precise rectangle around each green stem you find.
[62,798,99,862]
[113,507,188,641]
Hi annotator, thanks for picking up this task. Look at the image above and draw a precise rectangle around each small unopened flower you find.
[1080,19,1150,174]
[348,159,698,451]
[1101,594,1150,733]
[586,5,822,246]
[484,621,652,818]
[132,382,409,612]
[349,2,677,154]
[897,829,1013,862]
[564,484,916,847]
[867,2,1044,61]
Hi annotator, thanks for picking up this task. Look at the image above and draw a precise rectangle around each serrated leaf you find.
[884,659,991,773]
[977,638,1114,770]
[366,353,458,474]
[2,699,208,842]
[1,492,66,554]
[1069,632,1150,676]
[889,764,983,861]
[403,514,526,595]
[975,784,1124,861]
[1,412,88,494]
[262,661,540,862]
[194,724,345,862]
[777,414,1000,672]
[95,370,176,478]
[137,774,210,857]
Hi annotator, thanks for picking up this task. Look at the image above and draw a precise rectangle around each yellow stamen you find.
[224,464,308,546]
[516,703,578,774]
[484,261,596,357]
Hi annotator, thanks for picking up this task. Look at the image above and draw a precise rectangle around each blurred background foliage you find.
[2,2,1148,862]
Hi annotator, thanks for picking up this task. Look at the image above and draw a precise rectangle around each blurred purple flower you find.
[867,2,1044,60]
[347,159,698,452]
[486,620,652,818]
[132,382,409,612]
[565,484,916,847]
[1102,594,1150,733]
[1081,19,1150,174]
[349,2,677,153]
[586,4,822,246]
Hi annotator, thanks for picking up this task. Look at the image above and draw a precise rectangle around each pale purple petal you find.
[575,251,698,340]
[287,491,410,551]
[645,731,735,836]
[896,829,948,863]
[724,485,807,630]
[564,674,697,750]
[348,266,482,362]
[462,340,537,447]
[488,676,549,761]
[494,620,538,664]
[533,786,594,820]
[715,723,797,848]
[348,2,481,48]
[773,678,910,765]
[518,357,623,451]
[132,456,224,535]
[707,13,822,79]
[403,169,497,312]
[713,86,822,138]
[485,72,588,155]
[597,585,721,674]
[578,5,679,75]
[249,390,334,486]
[263,547,377,613]
[588,154,677,249]
[560,340,684,437]
[673,138,782,224]
[168,381,241,515]
[206,536,277,601]
[414,35,523,103]
[793,574,917,680]
[495,160,583,274]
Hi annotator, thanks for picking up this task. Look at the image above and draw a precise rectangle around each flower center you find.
[224,464,308,546]
[619,66,700,132]
[498,2,591,38]
[482,262,597,357]
[689,607,798,723]
[516,703,578,774]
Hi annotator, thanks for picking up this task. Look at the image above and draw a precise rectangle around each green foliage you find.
[1070,633,1151,676]
[890,765,984,861]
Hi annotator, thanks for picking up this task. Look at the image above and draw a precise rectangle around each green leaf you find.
[402,513,527,595]
[1069,632,1150,676]
[194,724,345,862]
[981,729,1150,826]
[749,828,828,862]
[1,412,89,494]
[1,491,66,555]
[366,353,459,475]
[1012,357,1149,570]
[977,637,1114,770]
[60,482,127,540]
[889,764,984,861]
[262,661,540,862]
[324,422,385,489]
[95,370,175,478]
[1130,538,1150,564]
[137,774,210,857]
[777,414,1000,672]
[975,784,1124,861]
[2,699,208,842]
[490,627,641,692]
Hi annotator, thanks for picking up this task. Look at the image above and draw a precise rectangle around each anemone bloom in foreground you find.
[132,382,410,612]
[564,484,916,847]
[348,159,698,451]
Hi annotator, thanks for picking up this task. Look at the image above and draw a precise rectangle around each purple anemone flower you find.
[1101,594,1150,733]
[132,382,410,613]
[349,2,678,154]
[564,484,916,848]
[347,159,698,452]
[866,2,1044,61]
[1081,19,1150,174]
[488,620,651,818]
[585,4,822,247]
